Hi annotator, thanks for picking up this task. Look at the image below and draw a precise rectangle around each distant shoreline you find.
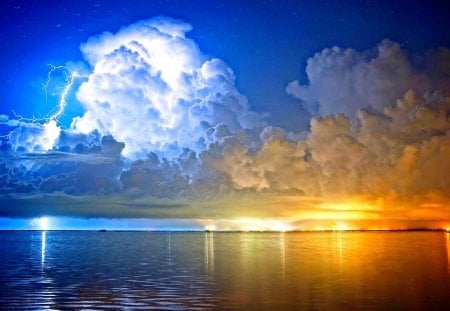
[0,229,449,233]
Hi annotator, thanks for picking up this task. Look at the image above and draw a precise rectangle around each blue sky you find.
[2,0,449,129]
[1,0,450,230]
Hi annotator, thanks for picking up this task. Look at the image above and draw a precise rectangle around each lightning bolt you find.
[0,65,88,149]
[42,65,88,122]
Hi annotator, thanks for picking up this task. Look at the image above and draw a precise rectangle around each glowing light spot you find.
[39,120,61,150]
[272,222,291,232]
[202,219,292,232]
[236,218,291,232]
[38,217,50,231]
[205,224,216,231]
[333,223,349,231]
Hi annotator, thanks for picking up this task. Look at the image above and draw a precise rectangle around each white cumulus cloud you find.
[72,16,256,159]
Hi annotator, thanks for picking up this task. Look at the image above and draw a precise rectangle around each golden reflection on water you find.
[209,232,450,309]
[280,232,285,278]
[446,232,450,274]
[204,232,214,274]
[331,231,343,271]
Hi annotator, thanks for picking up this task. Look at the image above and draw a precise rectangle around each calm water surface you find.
[1,231,449,310]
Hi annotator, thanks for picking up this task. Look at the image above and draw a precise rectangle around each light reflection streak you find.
[332,232,343,271]
[204,232,214,274]
[446,232,450,274]
[167,232,172,269]
[41,231,46,271]
[204,232,208,272]
[280,232,285,279]
[39,231,55,308]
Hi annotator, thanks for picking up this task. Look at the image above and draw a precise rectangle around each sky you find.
[1,0,450,230]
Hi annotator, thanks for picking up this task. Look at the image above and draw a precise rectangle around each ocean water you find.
[0,231,449,310]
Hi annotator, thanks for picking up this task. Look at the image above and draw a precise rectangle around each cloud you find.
[286,40,450,116]
[72,16,258,160]
[3,120,60,152]
[0,16,265,217]
[1,23,450,229]
[214,89,450,223]
[0,133,124,196]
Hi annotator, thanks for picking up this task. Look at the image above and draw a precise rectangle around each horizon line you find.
[1,228,450,233]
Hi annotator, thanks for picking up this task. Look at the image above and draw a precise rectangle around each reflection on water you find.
[279,232,285,278]
[1,231,450,310]
[41,231,46,271]
[331,231,343,271]
[204,232,214,274]
[447,233,450,274]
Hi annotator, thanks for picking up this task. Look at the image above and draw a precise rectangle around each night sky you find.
[1,0,450,230]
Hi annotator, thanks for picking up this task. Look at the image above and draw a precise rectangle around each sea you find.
[1,231,449,310]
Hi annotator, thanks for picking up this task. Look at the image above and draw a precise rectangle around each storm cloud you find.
[73,16,258,160]
[1,17,450,228]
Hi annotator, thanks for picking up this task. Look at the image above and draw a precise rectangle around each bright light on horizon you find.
[14,217,450,231]
[37,217,50,231]
[333,223,350,231]
[202,218,293,232]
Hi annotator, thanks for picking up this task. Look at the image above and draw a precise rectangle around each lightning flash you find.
[42,65,88,122]
[1,65,88,151]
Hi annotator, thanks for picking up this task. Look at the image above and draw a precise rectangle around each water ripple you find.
[1,231,450,310]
